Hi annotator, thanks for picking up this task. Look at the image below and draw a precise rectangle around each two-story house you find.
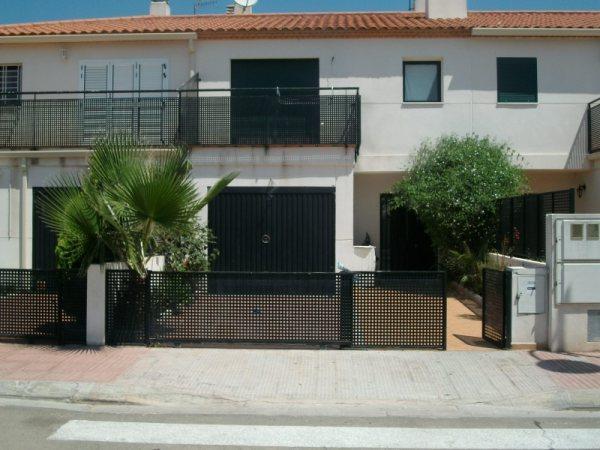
[0,0,599,271]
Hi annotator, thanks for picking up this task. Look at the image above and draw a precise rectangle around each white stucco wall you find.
[189,146,357,270]
[195,37,600,172]
[0,40,192,91]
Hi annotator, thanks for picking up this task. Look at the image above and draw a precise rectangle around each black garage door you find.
[209,187,335,273]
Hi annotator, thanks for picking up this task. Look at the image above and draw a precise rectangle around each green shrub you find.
[392,134,527,255]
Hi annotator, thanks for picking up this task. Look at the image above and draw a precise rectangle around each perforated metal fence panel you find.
[353,272,446,348]
[482,268,511,349]
[105,270,147,345]
[106,270,446,350]
[0,269,86,343]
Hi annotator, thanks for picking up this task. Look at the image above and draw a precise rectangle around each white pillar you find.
[86,264,106,346]
[19,158,28,269]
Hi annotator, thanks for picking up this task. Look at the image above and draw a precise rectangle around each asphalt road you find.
[1,398,600,449]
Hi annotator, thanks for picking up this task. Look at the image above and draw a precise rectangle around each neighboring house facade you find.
[0,0,599,271]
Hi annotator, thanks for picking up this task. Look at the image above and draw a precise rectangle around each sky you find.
[0,0,599,24]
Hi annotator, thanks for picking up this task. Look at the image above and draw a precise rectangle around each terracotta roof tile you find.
[0,11,598,39]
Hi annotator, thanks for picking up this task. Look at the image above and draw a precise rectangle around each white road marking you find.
[49,420,600,449]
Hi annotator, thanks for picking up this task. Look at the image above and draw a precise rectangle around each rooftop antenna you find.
[233,0,258,13]
[194,0,219,14]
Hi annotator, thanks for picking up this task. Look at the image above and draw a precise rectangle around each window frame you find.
[402,60,442,103]
[0,64,22,105]
[496,57,538,104]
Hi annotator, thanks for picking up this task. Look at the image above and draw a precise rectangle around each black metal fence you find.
[0,88,361,150]
[0,269,87,343]
[106,270,446,349]
[496,189,575,260]
[589,97,600,154]
[482,268,511,349]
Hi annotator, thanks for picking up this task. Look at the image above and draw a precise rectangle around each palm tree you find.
[39,136,237,276]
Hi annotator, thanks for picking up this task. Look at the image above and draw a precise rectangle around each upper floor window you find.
[497,58,538,103]
[0,65,21,103]
[403,61,441,103]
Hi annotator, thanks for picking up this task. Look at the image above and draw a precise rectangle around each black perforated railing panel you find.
[106,270,446,349]
[0,269,86,343]
[591,102,600,153]
[0,93,360,149]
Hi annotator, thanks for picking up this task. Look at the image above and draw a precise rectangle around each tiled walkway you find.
[446,296,496,351]
[0,343,598,411]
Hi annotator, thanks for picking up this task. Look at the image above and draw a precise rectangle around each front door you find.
[380,194,436,271]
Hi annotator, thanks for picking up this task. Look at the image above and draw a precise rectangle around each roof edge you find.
[472,27,600,37]
[0,32,197,44]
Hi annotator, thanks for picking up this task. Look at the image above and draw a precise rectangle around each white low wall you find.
[488,253,547,269]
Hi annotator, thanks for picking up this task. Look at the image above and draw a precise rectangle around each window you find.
[0,65,21,103]
[570,223,584,241]
[403,61,441,103]
[587,224,600,241]
[497,58,537,103]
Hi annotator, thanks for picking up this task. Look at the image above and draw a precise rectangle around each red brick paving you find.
[0,344,146,383]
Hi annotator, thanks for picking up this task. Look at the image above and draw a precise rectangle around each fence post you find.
[503,269,512,349]
[442,271,447,351]
[56,272,64,345]
[86,264,106,346]
[339,272,354,347]
[144,272,151,345]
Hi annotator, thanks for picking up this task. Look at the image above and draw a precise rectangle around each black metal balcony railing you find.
[589,97,600,154]
[0,87,361,151]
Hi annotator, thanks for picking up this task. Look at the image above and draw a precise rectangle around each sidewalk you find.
[0,343,599,416]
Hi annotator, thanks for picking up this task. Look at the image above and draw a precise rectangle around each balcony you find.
[590,97,600,154]
[0,88,361,152]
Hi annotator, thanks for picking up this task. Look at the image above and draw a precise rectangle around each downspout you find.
[19,158,28,269]
[188,37,197,80]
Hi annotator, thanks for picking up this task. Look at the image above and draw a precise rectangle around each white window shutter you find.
[137,60,168,96]
[80,62,110,96]
[111,62,136,95]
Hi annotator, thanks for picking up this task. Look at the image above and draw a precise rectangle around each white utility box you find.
[513,268,547,314]
[555,219,600,304]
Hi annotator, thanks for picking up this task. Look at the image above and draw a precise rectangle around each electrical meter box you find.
[555,219,600,304]
[512,268,547,314]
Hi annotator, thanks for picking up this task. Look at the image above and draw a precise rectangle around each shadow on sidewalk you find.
[529,351,600,374]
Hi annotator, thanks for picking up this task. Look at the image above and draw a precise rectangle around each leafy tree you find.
[392,134,526,256]
[40,136,237,276]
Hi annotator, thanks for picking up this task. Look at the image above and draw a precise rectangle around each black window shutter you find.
[497,58,538,103]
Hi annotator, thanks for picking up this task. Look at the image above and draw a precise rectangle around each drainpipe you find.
[188,37,197,80]
[19,158,28,269]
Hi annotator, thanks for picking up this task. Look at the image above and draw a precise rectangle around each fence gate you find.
[105,270,447,350]
[482,268,511,349]
[0,269,87,343]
